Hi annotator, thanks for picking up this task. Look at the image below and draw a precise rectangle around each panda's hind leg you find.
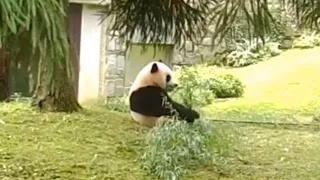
[130,111,169,128]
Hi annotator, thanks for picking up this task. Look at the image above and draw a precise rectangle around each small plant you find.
[293,30,320,49]
[207,74,245,99]
[210,38,283,68]
[258,41,282,59]
[172,66,245,107]
[141,119,237,180]
[104,96,129,113]
[9,92,30,102]
[224,39,261,67]
[171,66,215,108]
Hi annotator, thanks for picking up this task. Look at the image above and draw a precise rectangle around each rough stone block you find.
[116,68,124,76]
[107,54,117,65]
[117,55,125,69]
[105,79,116,96]
[114,87,125,96]
[202,37,212,46]
[173,54,183,63]
[121,43,126,51]
[109,30,119,36]
[106,63,117,76]
[108,38,117,51]
[185,41,193,52]
[115,79,124,88]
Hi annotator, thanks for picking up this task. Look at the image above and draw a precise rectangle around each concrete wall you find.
[77,5,102,103]
[77,4,177,100]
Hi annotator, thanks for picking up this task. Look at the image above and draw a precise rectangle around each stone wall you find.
[102,26,220,97]
[102,34,216,97]
[173,26,226,65]
[104,31,126,97]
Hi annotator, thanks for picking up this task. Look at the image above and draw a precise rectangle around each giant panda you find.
[128,60,200,127]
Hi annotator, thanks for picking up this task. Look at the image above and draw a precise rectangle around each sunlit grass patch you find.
[195,47,320,124]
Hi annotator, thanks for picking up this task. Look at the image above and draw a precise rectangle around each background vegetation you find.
[2,0,320,179]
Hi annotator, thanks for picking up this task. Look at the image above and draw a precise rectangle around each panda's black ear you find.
[151,63,159,73]
[158,59,163,62]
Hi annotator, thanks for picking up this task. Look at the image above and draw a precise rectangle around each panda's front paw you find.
[190,109,200,119]
[194,111,200,119]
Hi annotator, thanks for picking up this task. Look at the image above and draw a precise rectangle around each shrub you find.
[212,39,282,68]
[104,96,129,113]
[293,30,320,49]
[258,41,282,59]
[171,66,216,108]
[141,119,237,180]
[206,74,245,99]
[224,39,261,67]
[172,66,245,107]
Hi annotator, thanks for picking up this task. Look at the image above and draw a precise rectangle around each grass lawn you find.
[1,47,320,179]
[0,102,152,180]
[202,47,320,124]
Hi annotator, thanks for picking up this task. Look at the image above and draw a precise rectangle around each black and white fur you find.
[129,60,200,127]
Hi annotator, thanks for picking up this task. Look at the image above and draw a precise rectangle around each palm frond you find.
[100,0,213,49]
[0,0,71,78]
[287,0,320,30]
[208,0,277,46]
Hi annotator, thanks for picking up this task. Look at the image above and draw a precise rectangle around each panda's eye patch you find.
[166,75,171,82]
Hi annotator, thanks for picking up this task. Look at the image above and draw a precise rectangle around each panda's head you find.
[130,60,178,93]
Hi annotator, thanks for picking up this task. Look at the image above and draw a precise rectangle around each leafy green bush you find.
[104,96,129,113]
[141,119,237,180]
[258,41,282,59]
[171,67,215,108]
[206,74,245,99]
[212,39,282,68]
[293,30,320,49]
[172,66,245,107]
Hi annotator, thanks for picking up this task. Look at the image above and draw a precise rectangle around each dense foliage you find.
[1,0,80,112]
[211,39,283,67]
[141,119,237,180]
[0,0,70,74]
[171,65,245,108]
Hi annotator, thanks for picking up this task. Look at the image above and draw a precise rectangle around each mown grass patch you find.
[2,47,320,180]
[0,102,151,179]
[198,47,320,124]
[0,101,238,180]
[1,101,320,179]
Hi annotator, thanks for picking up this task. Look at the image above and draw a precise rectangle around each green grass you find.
[202,47,320,124]
[0,102,151,179]
[1,47,320,179]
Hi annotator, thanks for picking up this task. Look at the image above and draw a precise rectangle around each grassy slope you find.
[1,47,320,179]
[203,47,320,124]
[193,47,320,179]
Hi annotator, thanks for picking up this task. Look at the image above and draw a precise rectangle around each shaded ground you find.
[1,47,320,179]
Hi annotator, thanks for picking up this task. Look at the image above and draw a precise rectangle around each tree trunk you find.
[31,56,81,112]
[31,1,81,112]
